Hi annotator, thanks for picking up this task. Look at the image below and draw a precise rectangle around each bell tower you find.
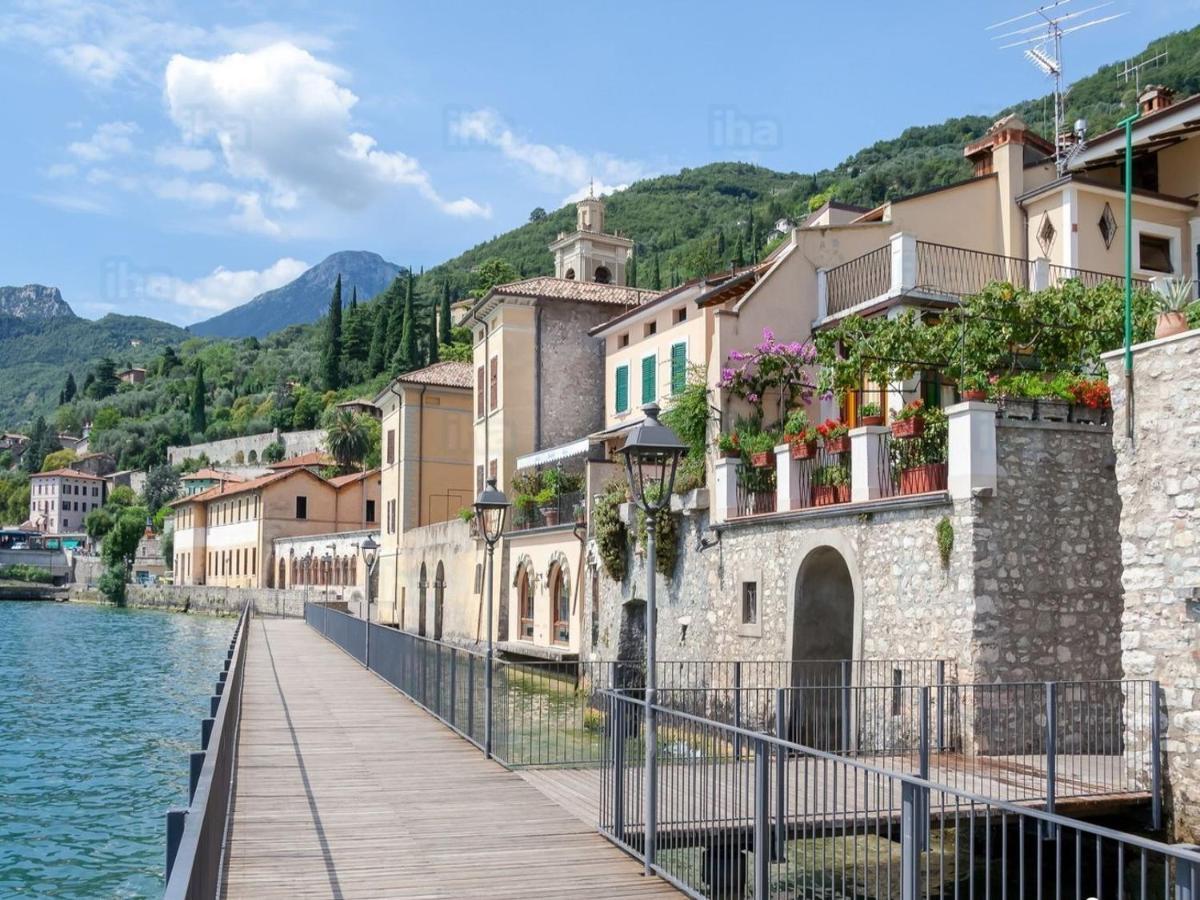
[550,186,634,285]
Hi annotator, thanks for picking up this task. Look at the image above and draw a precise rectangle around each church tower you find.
[550,187,634,285]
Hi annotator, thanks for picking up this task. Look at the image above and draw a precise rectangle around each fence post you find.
[449,648,458,728]
[200,717,213,751]
[1176,847,1200,900]
[900,781,924,900]
[165,808,187,881]
[935,660,946,751]
[774,688,786,861]
[1045,681,1057,832]
[612,696,626,841]
[467,654,476,740]
[1151,681,1163,831]
[733,661,743,761]
[753,738,770,899]
[841,660,852,753]
[919,687,930,781]
[188,751,204,803]
[364,617,369,670]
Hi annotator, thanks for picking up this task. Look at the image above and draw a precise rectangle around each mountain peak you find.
[0,285,75,320]
[190,250,403,338]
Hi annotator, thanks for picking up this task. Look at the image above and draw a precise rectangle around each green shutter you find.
[615,366,629,413]
[641,355,656,404]
[670,343,687,395]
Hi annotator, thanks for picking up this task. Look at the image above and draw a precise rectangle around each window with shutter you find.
[641,355,656,404]
[671,343,687,395]
[476,366,485,417]
[489,356,498,409]
[615,365,629,413]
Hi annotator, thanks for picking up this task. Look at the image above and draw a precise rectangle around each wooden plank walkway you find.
[221,618,679,899]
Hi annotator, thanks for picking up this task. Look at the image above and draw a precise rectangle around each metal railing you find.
[598,689,1178,900]
[511,490,585,531]
[163,602,251,899]
[781,444,852,512]
[826,245,891,316]
[1049,263,1152,291]
[916,241,1031,296]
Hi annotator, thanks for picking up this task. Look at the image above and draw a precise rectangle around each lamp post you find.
[322,551,332,608]
[617,402,687,877]
[358,535,379,669]
[473,477,510,760]
[1119,107,1141,441]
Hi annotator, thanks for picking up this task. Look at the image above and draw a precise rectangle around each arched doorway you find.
[417,562,428,637]
[516,565,533,640]
[791,545,856,750]
[593,265,612,284]
[549,562,569,646]
[433,562,445,641]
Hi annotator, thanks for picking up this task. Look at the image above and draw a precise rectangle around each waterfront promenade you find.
[222,617,677,898]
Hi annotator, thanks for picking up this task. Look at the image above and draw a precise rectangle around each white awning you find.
[515,437,592,470]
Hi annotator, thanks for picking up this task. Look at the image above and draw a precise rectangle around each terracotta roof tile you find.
[32,468,105,481]
[327,468,380,488]
[491,276,659,307]
[267,450,334,469]
[181,468,244,482]
[395,360,473,389]
[171,468,312,505]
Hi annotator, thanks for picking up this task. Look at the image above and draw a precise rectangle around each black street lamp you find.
[616,402,687,876]
[358,535,380,668]
[473,477,510,759]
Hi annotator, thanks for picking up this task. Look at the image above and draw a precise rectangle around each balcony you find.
[511,490,584,532]
[818,233,1150,325]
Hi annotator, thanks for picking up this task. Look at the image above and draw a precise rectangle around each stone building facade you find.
[1105,329,1200,840]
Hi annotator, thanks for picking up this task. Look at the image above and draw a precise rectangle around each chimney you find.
[1139,84,1175,116]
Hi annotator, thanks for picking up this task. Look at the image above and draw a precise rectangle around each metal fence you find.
[598,690,1182,900]
[827,245,891,315]
[916,241,1031,296]
[512,490,585,531]
[163,602,251,900]
[734,480,777,518]
[1049,264,1152,292]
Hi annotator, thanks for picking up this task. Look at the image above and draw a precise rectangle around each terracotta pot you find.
[1155,311,1189,339]
[891,417,925,439]
[790,438,817,460]
[900,463,948,495]
[718,448,739,459]
[749,450,773,468]
[961,389,988,402]
[823,435,851,455]
[812,484,851,507]
[540,507,560,527]
[861,414,885,427]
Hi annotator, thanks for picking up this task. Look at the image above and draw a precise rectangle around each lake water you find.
[0,602,233,898]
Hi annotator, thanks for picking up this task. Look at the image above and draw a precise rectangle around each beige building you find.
[272,528,380,615]
[28,468,107,534]
[168,467,380,588]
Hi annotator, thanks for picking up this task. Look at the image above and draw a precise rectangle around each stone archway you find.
[433,561,445,641]
[418,562,428,637]
[791,544,857,750]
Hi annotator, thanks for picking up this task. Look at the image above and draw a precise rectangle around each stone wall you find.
[383,518,483,644]
[537,303,611,449]
[124,583,315,617]
[1105,329,1200,840]
[166,428,326,466]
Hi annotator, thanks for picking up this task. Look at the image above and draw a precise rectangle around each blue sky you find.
[0,0,1192,324]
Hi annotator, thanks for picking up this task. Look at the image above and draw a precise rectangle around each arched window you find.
[593,266,612,284]
[517,566,533,640]
[434,561,445,641]
[564,268,576,280]
[418,562,428,637]
[550,563,569,645]
[278,559,287,588]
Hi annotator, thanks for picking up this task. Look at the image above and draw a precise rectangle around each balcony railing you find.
[916,241,1029,296]
[511,490,584,532]
[1048,263,1151,291]
[825,245,891,316]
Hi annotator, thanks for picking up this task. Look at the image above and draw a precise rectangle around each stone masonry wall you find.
[123,583,315,617]
[166,428,326,466]
[1106,330,1200,840]
[537,303,612,450]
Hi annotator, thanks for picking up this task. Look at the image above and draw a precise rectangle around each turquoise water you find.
[0,602,233,898]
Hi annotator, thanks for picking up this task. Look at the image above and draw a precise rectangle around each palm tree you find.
[325,409,370,472]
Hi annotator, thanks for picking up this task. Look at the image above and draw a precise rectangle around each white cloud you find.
[449,108,650,203]
[49,42,130,84]
[164,42,489,219]
[154,145,215,172]
[229,193,282,237]
[45,162,78,179]
[68,121,139,161]
[145,257,309,319]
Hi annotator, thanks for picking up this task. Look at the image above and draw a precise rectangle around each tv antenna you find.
[1118,50,1168,97]
[989,1,1126,175]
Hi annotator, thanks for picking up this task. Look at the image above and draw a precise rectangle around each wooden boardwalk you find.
[221,618,678,898]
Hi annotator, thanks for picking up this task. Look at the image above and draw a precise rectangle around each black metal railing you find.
[511,490,585,531]
[916,241,1031,296]
[785,443,852,512]
[163,603,251,899]
[1049,263,1152,291]
[598,687,1174,900]
[826,245,891,315]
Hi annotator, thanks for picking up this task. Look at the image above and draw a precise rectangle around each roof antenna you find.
[1117,49,1168,98]
[988,1,1125,175]
[588,176,594,199]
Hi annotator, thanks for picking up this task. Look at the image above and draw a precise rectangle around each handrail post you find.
[188,751,204,803]
[733,660,743,760]
[753,737,770,899]
[1151,680,1163,831]
[200,718,213,751]
[919,686,930,781]
[841,659,852,753]
[612,695,626,841]
[900,781,923,900]
[449,647,457,728]
[935,660,946,752]
[1177,847,1200,900]
[774,688,786,860]
[1045,681,1057,835]
[467,653,476,740]
[165,808,187,881]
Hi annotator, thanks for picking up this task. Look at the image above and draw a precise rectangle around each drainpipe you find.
[1119,109,1141,442]
[469,303,491,645]
[389,381,404,622]
[534,303,543,451]
[417,385,427,525]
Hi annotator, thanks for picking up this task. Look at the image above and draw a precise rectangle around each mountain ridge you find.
[0,285,75,320]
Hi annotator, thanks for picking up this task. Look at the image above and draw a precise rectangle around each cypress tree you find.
[343,289,370,380]
[438,281,452,345]
[427,302,439,365]
[60,373,77,405]
[349,285,358,313]
[717,229,726,260]
[189,363,207,435]
[321,274,343,391]
[628,251,638,287]
[368,279,399,375]
[651,254,662,291]
[385,272,407,363]
[392,270,417,373]
[734,235,745,268]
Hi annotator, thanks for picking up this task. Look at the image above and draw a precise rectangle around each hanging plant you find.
[593,481,628,582]
[632,481,680,578]
[936,516,954,568]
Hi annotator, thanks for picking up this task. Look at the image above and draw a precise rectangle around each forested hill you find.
[424,25,1200,296]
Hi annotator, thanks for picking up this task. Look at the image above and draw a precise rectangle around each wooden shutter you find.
[641,355,656,404]
[670,343,687,395]
[615,366,628,413]
[489,356,498,409]
[476,366,485,417]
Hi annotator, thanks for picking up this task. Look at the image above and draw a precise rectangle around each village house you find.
[27,468,106,535]
[180,468,244,496]
[116,367,147,385]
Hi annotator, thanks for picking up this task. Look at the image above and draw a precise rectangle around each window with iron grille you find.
[641,354,656,404]
[614,364,629,413]
[670,342,687,395]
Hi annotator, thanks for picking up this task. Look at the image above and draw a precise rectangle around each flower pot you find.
[891,417,925,439]
[790,438,817,460]
[823,435,851,455]
[961,389,988,402]
[900,463,948,495]
[861,414,884,426]
[718,448,739,459]
[1069,404,1110,426]
[540,507,560,527]
[812,484,851,507]
[1155,311,1189,339]
[749,450,773,468]
[1036,398,1070,422]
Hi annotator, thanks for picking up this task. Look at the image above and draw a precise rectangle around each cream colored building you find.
[28,468,106,534]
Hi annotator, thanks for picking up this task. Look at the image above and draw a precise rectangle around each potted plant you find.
[817,419,850,455]
[959,373,989,403]
[535,486,560,526]
[895,407,948,495]
[812,463,850,506]
[741,431,778,468]
[890,399,926,439]
[1154,278,1195,339]
[1068,377,1112,425]
[860,402,884,427]
[783,409,817,459]
[716,431,741,459]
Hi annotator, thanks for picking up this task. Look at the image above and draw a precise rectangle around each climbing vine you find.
[594,480,629,582]
[635,481,680,578]
[936,516,954,568]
